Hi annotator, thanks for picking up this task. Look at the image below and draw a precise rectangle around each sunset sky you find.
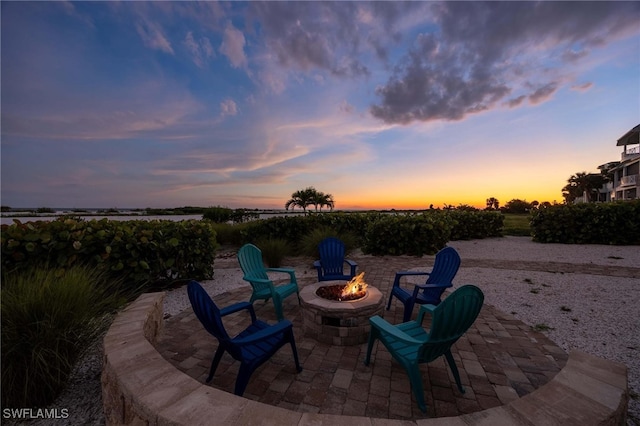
[2,1,639,210]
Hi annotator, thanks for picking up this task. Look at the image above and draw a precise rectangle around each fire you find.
[340,272,368,299]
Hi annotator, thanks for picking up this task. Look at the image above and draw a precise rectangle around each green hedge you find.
[239,210,502,256]
[362,213,454,256]
[1,218,217,288]
[530,201,640,244]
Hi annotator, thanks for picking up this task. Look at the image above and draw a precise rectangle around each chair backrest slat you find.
[318,237,346,275]
[188,281,231,341]
[188,280,243,361]
[238,244,269,280]
[418,285,484,362]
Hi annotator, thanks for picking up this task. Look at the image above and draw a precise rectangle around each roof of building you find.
[617,123,640,146]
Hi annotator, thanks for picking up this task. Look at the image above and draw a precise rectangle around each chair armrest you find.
[220,301,257,322]
[396,271,430,277]
[416,303,438,324]
[393,271,430,288]
[345,259,357,267]
[266,267,297,280]
[369,316,423,345]
[415,282,452,289]
[219,301,252,316]
[233,320,294,345]
[243,276,274,286]
[313,260,321,269]
[412,282,452,297]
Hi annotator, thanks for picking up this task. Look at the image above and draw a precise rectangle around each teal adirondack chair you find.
[365,285,484,413]
[237,244,300,321]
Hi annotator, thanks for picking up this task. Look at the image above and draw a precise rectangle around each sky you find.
[1,1,639,210]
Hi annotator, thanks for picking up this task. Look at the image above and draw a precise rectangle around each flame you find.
[340,272,368,299]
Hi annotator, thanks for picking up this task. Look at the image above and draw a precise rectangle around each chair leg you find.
[364,327,379,366]
[206,346,225,383]
[444,350,465,394]
[287,329,303,372]
[402,300,415,323]
[406,363,427,413]
[273,295,284,321]
[234,363,254,396]
[386,292,394,311]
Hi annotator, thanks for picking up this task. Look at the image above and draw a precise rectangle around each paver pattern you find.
[155,255,583,420]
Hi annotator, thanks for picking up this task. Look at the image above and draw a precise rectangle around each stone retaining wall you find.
[102,293,629,425]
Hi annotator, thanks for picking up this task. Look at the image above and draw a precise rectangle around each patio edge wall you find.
[101,293,629,426]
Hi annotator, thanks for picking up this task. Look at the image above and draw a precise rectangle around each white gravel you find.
[15,237,639,425]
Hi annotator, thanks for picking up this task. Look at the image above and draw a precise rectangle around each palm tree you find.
[564,172,608,203]
[285,187,316,213]
[313,192,335,211]
[485,197,499,210]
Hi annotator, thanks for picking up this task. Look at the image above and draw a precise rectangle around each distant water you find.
[0,215,204,226]
[0,212,311,226]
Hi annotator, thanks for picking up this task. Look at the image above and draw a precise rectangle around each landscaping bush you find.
[530,201,640,244]
[1,218,218,289]
[362,213,454,256]
[1,265,130,408]
[240,216,314,245]
[255,238,290,267]
[209,222,246,246]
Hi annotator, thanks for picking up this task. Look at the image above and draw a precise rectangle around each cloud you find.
[571,82,593,92]
[370,2,640,125]
[220,98,238,117]
[505,95,526,109]
[339,100,354,114]
[135,18,174,54]
[249,2,420,78]
[220,21,248,69]
[528,82,558,105]
[184,31,215,68]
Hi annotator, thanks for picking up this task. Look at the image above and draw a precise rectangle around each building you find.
[609,124,640,201]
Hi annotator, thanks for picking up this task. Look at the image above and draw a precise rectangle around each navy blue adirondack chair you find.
[187,280,302,396]
[366,285,484,412]
[313,237,358,282]
[387,246,461,322]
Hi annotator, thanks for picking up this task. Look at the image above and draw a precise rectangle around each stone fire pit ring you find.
[299,280,384,346]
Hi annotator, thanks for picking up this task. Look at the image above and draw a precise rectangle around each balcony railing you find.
[620,174,639,186]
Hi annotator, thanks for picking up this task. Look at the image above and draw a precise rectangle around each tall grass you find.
[1,265,130,408]
[256,238,290,267]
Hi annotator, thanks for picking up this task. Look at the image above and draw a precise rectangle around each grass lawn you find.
[502,213,531,236]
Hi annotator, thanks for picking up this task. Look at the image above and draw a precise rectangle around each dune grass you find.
[1,265,130,408]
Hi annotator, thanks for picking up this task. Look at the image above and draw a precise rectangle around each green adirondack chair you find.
[237,243,300,321]
[365,285,484,413]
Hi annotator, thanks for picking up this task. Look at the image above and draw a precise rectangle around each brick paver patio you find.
[156,256,570,421]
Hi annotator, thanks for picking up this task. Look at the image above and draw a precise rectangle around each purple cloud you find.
[370,1,640,125]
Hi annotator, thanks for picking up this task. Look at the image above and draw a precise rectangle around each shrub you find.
[362,213,454,256]
[1,218,218,289]
[202,206,233,223]
[299,227,358,258]
[530,201,640,244]
[1,265,130,408]
[255,238,289,267]
[209,222,246,246]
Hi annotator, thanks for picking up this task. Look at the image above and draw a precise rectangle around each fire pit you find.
[299,273,384,346]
